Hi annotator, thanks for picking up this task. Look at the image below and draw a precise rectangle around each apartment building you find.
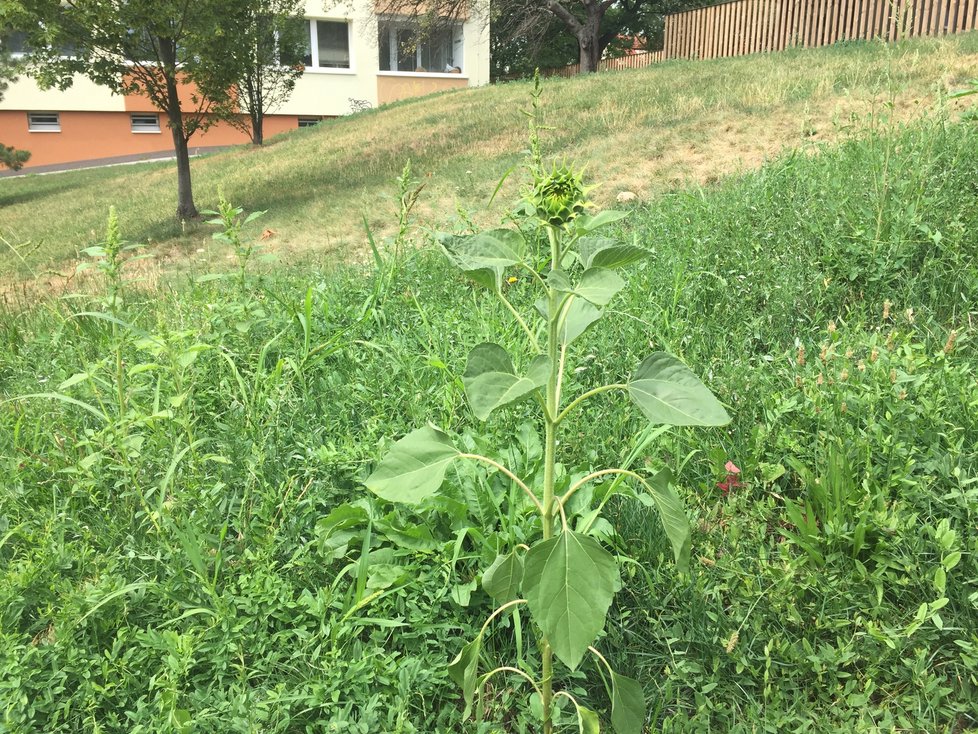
[0,0,490,169]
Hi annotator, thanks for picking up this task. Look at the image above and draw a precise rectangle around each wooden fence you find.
[666,0,978,60]
[544,50,666,78]
[543,0,978,75]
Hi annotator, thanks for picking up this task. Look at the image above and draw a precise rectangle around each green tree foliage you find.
[10,0,258,219]
[222,0,307,146]
[492,0,706,79]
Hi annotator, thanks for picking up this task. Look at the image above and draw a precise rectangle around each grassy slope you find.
[1,35,977,733]
[1,33,977,281]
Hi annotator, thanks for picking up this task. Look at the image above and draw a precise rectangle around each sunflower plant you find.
[364,81,730,733]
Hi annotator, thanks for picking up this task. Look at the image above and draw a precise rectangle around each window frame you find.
[302,18,354,74]
[27,111,61,132]
[297,116,324,128]
[130,113,162,133]
[377,20,465,76]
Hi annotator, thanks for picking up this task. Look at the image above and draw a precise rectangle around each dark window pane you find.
[317,20,348,68]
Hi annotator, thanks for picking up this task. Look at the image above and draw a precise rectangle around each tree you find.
[223,0,306,146]
[374,0,689,77]
[12,0,248,220]
[493,0,702,77]
[0,27,30,171]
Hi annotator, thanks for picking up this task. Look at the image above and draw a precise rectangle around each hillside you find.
[1,33,977,284]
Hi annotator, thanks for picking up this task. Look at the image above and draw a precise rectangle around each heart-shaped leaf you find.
[610,670,645,734]
[561,298,602,346]
[578,237,652,269]
[450,229,522,269]
[548,267,624,307]
[482,550,524,603]
[439,230,522,291]
[364,426,459,504]
[522,531,621,670]
[628,353,730,426]
[576,267,625,306]
[463,343,549,421]
[448,636,481,718]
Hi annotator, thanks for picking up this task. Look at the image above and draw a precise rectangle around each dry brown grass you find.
[1,32,976,293]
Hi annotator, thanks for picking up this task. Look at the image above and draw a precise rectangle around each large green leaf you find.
[610,671,645,734]
[574,209,629,234]
[627,353,730,426]
[578,237,652,269]
[439,230,522,291]
[560,298,602,346]
[576,703,601,733]
[522,531,621,670]
[548,267,624,307]
[463,343,549,421]
[482,550,524,603]
[638,468,691,571]
[364,426,459,504]
[450,229,522,269]
[576,268,625,306]
[448,636,481,718]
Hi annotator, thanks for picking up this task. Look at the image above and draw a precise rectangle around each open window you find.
[377,20,463,74]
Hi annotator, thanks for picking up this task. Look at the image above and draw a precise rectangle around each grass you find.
[1,32,978,282]
[1,31,978,734]
[1,97,977,731]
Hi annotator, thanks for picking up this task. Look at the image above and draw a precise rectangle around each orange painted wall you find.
[376,75,466,105]
[0,111,300,168]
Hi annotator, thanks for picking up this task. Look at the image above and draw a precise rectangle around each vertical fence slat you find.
[780,0,793,49]
[752,0,764,52]
[872,0,887,38]
[843,0,855,40]
[736,0,748,54]
[858,0,870,38]
[965,0,977,30]
[949,0,961,31]
[802,0,815,45]
[830,0,844,42]
[717,3,730,58]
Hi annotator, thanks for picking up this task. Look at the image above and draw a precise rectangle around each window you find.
[3,31,27,57]
[298,116,323,128]
[378,21,462,73]
[27,112,60,132]
[300,19,350,69]
[130,113,161,133]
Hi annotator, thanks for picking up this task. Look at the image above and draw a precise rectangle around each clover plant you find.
[364,85,730,733]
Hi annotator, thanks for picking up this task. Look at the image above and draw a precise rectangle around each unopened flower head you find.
[530,163,592,227]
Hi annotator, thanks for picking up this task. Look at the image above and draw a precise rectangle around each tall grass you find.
[1,109,976,731]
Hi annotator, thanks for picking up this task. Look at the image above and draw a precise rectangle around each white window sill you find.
[132,130,162,134]
[377,71,468,80]
[28,129,61,133]
[303,67,356,75]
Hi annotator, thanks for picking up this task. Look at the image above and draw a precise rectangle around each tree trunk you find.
[578,5,604,73]
[159,40,199,220]
[170,125,199,221]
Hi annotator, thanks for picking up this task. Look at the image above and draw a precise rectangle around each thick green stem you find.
[540,224,563,734]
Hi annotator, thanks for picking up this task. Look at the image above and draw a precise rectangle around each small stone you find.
[616,190,638,204]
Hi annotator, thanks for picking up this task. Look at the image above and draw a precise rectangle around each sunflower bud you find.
[529,163,591,227]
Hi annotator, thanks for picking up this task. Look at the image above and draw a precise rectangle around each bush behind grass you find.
[1,114,976,731]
